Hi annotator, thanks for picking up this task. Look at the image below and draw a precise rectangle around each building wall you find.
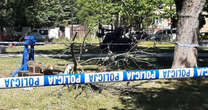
[65,25,89,39]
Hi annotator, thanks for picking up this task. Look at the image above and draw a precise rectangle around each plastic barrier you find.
[1,67,208,89]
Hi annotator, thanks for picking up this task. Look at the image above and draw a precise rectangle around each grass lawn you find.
[0,86,123,110]
[1,79,208,110]
[6,41,176,54]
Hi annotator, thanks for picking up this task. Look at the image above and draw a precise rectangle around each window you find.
[39,30,48,35]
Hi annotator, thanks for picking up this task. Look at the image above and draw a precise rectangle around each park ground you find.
[0,40,208,110]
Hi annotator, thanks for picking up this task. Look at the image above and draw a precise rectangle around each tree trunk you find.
[172,0,206,68]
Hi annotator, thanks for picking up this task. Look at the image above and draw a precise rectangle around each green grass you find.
[138,41,175,47]
[6,44,68,54]
[0,57,21,77]
[0,86,123,110]
[6,41,175,54]
[1,79,208,110]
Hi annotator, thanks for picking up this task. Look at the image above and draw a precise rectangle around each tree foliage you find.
[74,0,176,30]
[26,0,73,27]
[0,0,176,29]
[0,0,73,27]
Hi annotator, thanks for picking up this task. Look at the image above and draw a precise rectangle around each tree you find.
[26,0,73,27]
[74,0,170,31]
[0,0,177,30]
[0,0,36,27]
[119,0,156,29]
[74,0,120,29]
[0,0,74,27]
[172,0,206,68]
[0,0,17,26]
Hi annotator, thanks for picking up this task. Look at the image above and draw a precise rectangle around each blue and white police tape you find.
[175,42,208,48]
[1,67,208,89]
[175,42,199,47]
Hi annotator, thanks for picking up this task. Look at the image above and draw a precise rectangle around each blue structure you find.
[11,35,36,77]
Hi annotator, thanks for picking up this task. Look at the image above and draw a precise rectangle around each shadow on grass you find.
[112,79,208,110]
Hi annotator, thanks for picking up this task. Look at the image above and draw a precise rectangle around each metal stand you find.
[11,36,36,77]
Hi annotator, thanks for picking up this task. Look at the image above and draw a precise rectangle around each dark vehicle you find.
[132,31,151,40]
[152,29,176,41]
[97,24,137,52]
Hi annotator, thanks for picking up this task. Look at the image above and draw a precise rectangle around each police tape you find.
[1,67,208,89]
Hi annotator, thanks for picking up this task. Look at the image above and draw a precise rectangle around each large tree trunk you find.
[172,0,206,68]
